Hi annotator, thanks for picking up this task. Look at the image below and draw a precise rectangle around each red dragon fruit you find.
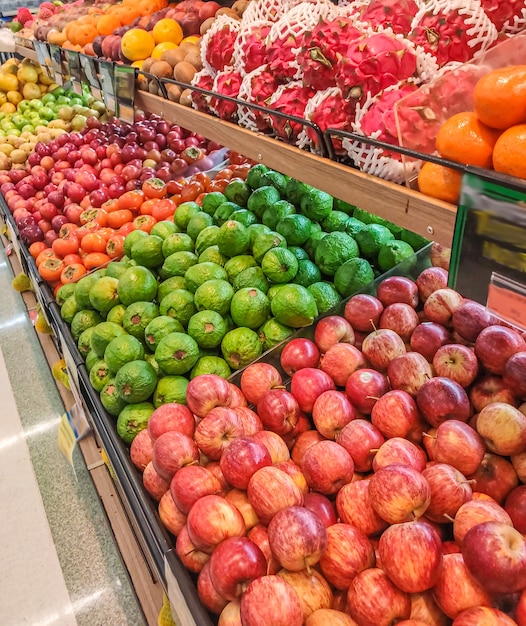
[235,23,272,74]
[336,33,418,104]
[266,33,306,82]
[37,2,56,20]
[190,71,215,114]
[409,0,498,67]
[359,0,420,36]
[210,71,243,122]
[15,7,34,25]
[203,18,240,72]
[243,68,281,132]
[478,0,526,32]
[268,83,316,142]
[300,17,363,91]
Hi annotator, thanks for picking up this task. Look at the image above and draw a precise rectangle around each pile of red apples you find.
[128,259,526,626]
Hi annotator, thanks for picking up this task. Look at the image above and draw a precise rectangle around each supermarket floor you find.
[0,245,147,626]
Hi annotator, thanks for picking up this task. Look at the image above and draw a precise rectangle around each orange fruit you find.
[111,6,141,25]
[474,65,526,130]
[492,124,526,180]
[152,18,183,45]
[75,24,99,47]
[417,161,463,205]
[121,28,156,61]
[97,14,122,36]
[436,111,501,168]
[151,41,178,59]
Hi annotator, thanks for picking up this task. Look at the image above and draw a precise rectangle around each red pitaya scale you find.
[266,34,305,82]
[211,72,243,122]
[270,85,315,141]
[360,0,420,36]
[478,0,525,31]
[206,28,238,72]
[191,73,215,113]
[242,25,272,74]
[306,91,355,152]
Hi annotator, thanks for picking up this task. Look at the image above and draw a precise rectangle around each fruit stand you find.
[2,1,526,625]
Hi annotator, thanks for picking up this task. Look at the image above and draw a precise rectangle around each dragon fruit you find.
[238,66,280,132]
[336,33,418,104]
[234,22,272,75]
[15,7,34,25]
[202,16,241,73]
[478,0,526,32]
[268,82,316,142]
[300,17,363,91]
[190,70,215,114]
[409,0,498,67]
[266,33,306,81]
[37,2,56,19]
[359,0,421,36]
[210,70,243,122]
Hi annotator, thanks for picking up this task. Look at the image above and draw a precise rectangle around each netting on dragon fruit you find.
[478,0,526,34]
[267,81,316,145]
[241,0,286,26]
[233,20,273,75]
[200,15,241,75]
[237,65,278,132]
[209,68,244,122]
[358,0,423,36]
[190,68,216,114]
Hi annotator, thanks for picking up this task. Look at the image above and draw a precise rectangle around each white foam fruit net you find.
[241,0,286,26]
[237,65,273,132]
[409,0,499,66]
[233,20,273,75]
[200,14,242,76]
[501,3,526,34]
[208,67,243,121]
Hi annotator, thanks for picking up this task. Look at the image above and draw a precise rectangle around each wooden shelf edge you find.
[136,91,457,247]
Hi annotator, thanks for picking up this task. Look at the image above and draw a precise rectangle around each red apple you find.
[130,428,153,471]
[219,436,272,490]
[194,407,245,460]
[290,368,335,414]
[347,567,411,626]
[147,402,195,441]
[152,431,200,481]
[206,461,230,494]
[422,463,472,523]
[209,536,267,601]
[197,561,229,614]
[416,266,449,302]
[433,552,492,619]
[247,524,280,574]
[504,485,526,534]
[186,495,246,553]
[225,489,260,530]
[234,406,263,435]
[344,293,384,332]
[274,461,308,494]
[280,338,320,376]
[368,464,431,524]
[291,430,325,466]
[319,523,375,590]
[432,344,479,388]
[218,600,242,626]
[252,430,290,463]
[410,322,451,361]
[312,390,355,439]
[371,390,421,439]
[372,437,427,472]
[240,575,303,626]
[314,315,355,353]
[336,479,388,536]
[503,352,526,399]
[379,303,420,341]
[377,276,419,308]
[452,300,499,343]
[247,466,303,525]
[257,389,302,435]
[240,362,283,405]
[302,440,354,495]
[142,461,170,501]
[462,521,526,593]
[303,492,338,528]
[431,420,486,476]
[387,352,434,397]
[306,608,357,626]
[158,490,187,536]
[453,606,518,625]
[345,368,390,414]
[475,325,526,375]
[186,374,233,418]
[429,242,451,270]
[423,288,464,326]
[319,343,366,386]
[277,569,333,621]
[516,588,526,626]
[175,524,210,573]
[454,498,513,544]
[410,590,450,626]
[336,419,385,473]
[469,453,519,504]
[378,519,443,592]
[228,383,247,409]
[361,328,407,372]
[170,465,221,514]
[512,451,526,482]
[416,377,471,427]
[476,402,526,456]
[470,375,520,412]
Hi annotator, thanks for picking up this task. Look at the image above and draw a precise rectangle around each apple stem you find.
[463,479,477,486]
[273,385,287,390]
[305,560,312,575]
[421,432,437,440]
[369,448,380,453]
[370,319,379,334]
[443,514,455,523]
[366,396,380,401]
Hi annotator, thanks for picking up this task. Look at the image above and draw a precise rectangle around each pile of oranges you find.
[418,65,526,204]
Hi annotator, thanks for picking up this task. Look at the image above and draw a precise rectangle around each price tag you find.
[114,64,136,123]
[79,54,102,101]
[164,556,198,626]
[99,60,117,115]
[49,44,64,86]
[5,220,22,266]
[65,50,83,95]
[34,41,53,78]
[487,273,526,331]
[58,411,77,466]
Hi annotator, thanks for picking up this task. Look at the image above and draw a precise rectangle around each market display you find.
[2,0,526,625]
